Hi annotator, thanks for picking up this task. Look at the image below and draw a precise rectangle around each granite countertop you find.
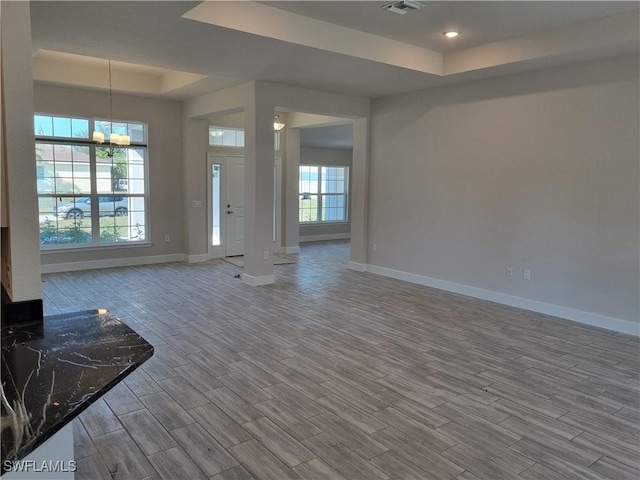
[1,309,153,467]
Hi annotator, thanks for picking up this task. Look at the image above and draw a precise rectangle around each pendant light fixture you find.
[273,114,286,132]
[92,59,130,156]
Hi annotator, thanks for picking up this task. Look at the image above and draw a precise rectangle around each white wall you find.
[1,2,42,301]
[301,147,352,167]
[368,55,639,329]
[299,147,352,240]
[34,84,184,267]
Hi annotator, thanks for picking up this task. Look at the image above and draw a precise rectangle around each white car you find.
[54,196,128,220]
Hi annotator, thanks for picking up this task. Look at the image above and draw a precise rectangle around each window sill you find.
[299,221,349,226]
[41,242,153,255]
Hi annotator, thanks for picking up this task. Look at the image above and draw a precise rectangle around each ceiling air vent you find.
[382,1,423,15]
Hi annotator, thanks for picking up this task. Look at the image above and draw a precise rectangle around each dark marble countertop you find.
[1,309,153,467]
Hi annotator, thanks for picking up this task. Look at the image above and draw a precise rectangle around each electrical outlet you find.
[164,234,170,242]
[506,267,513,277]
[264,251,269,260]
[524,269,531,280]
[372,243,377,252]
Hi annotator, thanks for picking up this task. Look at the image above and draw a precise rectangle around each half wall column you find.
[1,1,42,303]
[349,117,369,271]
[242,85,275,285]
[283,127,300,253]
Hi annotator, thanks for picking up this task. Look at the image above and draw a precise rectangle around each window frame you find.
[298,165,349,225]
[208,125,282,151]
[35,113,151,252]
[208,126,245,148]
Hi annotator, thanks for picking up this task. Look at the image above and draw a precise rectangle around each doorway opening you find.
[296,121,354,251]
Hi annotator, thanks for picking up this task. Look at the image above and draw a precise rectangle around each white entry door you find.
[208,154,279,259]
[225,157,245,256]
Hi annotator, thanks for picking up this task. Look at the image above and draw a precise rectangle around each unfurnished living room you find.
[1,1,639,480]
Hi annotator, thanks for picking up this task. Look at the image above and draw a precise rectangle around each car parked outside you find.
[54,196,128,220]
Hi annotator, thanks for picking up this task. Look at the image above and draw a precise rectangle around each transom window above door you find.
[208,125,282,150]
[209,126,245,147]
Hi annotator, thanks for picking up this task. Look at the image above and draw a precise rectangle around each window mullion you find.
[317,167,323,221]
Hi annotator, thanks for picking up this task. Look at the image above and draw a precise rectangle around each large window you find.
[299,166,348,223]
[35,114,148,249]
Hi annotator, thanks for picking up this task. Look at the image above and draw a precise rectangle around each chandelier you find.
[92,59,130,156]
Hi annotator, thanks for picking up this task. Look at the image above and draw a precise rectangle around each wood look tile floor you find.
[42,241,640,480]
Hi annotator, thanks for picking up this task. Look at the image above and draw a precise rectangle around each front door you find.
[225,156,245,256]
[208,154,278,259]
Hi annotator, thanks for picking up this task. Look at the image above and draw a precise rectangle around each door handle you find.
[227,210,234,214]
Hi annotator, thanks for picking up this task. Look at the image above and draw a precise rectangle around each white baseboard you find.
[283,246,301,254]
[349,261,367,272]
[366,264,639,336]
[185,254,209,263]
[242,274,275,286]
[299,233,350,243]
[41,254,185,274]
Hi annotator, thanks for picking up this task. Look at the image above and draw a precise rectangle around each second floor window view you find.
[35,114,149,249]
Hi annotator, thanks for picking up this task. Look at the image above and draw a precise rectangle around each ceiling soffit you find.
[33,50,208,96]
[183,2,639,78]
[30,1,640,99]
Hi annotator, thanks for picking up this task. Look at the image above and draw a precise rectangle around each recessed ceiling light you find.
[443,31,459,38]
